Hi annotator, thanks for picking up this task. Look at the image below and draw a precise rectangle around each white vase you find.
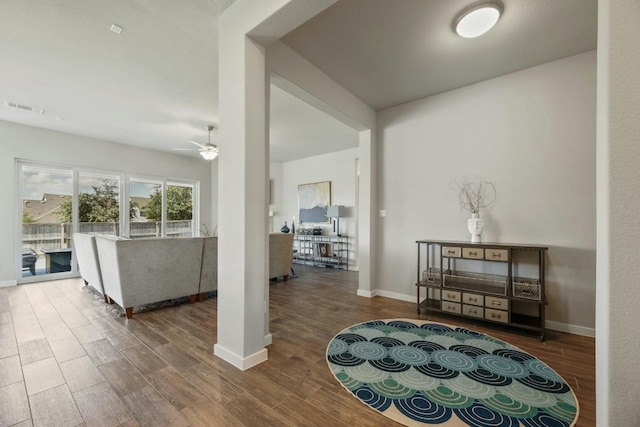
[467,213,485,243]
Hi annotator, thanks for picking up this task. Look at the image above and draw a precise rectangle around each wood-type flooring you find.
[0,266,595,426]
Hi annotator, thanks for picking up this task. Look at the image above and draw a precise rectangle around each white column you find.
[214,25,269,369]
[356,129,376,296]
[596,0,640,424]
[214,0,337,370]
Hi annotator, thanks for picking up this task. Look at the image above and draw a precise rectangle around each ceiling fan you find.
[172,125,219,160]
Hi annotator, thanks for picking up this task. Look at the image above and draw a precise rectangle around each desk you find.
[41,248,72,273]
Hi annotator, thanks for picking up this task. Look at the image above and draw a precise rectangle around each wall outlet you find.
[379,209,386,217]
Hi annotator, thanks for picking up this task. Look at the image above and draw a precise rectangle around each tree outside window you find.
[145,185,193,221]
[57,180,136,222]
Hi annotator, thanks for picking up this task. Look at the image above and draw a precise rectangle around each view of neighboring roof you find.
[23,194,152,223]
[22,194,69,224]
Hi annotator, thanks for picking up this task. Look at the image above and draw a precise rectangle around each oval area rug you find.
[326,319,578,426]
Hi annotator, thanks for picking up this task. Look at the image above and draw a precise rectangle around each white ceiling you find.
[270,85,359,162]
[0,0,597,162]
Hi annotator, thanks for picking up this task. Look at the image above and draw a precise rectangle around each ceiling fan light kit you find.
[200,146,218,160]
[172,125,219,160]
[201,125,219,160]
[455,2,502,38]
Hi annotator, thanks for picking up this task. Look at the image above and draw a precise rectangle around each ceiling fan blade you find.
[188,140,206,149]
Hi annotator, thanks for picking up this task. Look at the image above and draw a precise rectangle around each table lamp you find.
[327,205,347,236]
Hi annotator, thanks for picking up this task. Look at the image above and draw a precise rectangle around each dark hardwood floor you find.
[0,265,595,426]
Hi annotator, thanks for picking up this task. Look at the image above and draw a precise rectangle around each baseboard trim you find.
[365,289,595,338]
[213,343,268,370]
[0,280,17,288]
[371,289,416,303]
[545,320,595,338]
[264,333,273,346]
[357,289,373,298]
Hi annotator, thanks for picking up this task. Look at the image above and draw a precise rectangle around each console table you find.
[293,235,349,270]
[416,239,548,341]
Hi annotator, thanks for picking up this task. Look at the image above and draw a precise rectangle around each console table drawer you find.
[442,290,461,303]
[486,308,509,323]
[463,305,484,318]
[462,248,484,259]
[462,292,483,306]
[442,246,461,258]
[485,296,509,310]
[485,248,509,262]
[442,301,461,314]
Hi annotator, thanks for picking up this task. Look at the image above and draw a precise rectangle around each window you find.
[166,182,194,237]
[17,160,200,283]
[127,178,197,239]
[20,164,73,279]
[129,178,163,239]
[78,172,121,236]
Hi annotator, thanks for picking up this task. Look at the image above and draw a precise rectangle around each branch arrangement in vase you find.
[454,177,496,214]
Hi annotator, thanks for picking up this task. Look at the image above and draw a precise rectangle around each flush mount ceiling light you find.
[455,3,502,38]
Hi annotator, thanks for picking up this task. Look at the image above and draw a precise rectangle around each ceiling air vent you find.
[5,101,44,114]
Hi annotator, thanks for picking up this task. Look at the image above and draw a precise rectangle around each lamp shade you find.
[327,205,347,217]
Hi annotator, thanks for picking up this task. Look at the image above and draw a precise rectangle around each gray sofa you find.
[74,232,292,318]
[73,233,105,298]
[198,236,218,301]
[94,235,207,318]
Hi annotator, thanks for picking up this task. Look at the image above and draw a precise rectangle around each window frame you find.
[16,159,200,284]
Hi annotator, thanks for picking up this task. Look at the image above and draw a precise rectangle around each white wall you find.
[0,120,214,284]
[276,148,359,267]
[596,0,640,424]
[376,51,597,333]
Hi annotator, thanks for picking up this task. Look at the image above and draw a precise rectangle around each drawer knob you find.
[492,313,502,319]
[469,297,477,302]
[469,251,477,256]
[448,305,455,310]
[492,301,502,306]
[492,253,502,258]
[447,250,455,254]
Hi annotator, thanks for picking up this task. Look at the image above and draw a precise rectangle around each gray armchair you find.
[269,233,294,281]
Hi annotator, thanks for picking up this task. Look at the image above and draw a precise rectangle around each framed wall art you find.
[298,181,331,223]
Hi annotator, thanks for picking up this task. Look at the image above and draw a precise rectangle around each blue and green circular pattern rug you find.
[326,319,578,426]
